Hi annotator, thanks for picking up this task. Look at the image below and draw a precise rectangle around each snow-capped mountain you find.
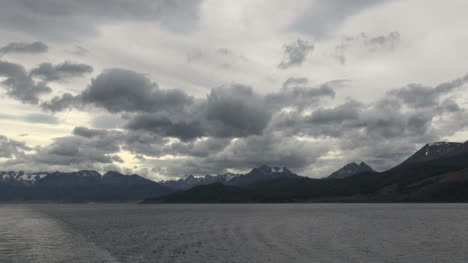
[225,165,300,187]
[0,171,49,185]
[0,170,134,186]
[327,162,375,179]
[160,173,242,190]
[160,165,300,190]
[0,170,173,202]
[400,141,468,166]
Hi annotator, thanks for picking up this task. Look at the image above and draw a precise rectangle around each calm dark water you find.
[0,204,467,263]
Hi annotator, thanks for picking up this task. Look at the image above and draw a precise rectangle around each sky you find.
[0,0,468,180]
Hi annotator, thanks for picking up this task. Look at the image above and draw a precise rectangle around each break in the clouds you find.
[1,0,468,179]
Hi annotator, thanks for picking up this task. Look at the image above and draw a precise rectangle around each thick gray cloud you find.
[29,129,124,167]
[290,0,387,36]
[0,0,202,41]
[41,68,194,112]
[0,135,31,158]
[6,64,468,177]
[126,84,272,140]
[0,60,52,104]
[125,114,204,141]
[144,132,329,177]
[308,100,362,124]
[388,73,468,108]
[202,85,272,138]
[73,126,108,138]
[278,39,314,69]
[266,78,336,109]
[0,41,48,55]
[82,69,193,113]
[30,62,93,82]
[41,93,79,112]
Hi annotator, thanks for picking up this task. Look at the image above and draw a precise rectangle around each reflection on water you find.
[0,204,467,263]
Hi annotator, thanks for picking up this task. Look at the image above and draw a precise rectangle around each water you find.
[0,204,467,263]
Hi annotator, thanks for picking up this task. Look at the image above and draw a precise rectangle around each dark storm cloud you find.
[126,85,272,140]
[41,93,79,112]
[307,101,362,124]
[266,78,336,109]
[0,41,48,55]
[202,85,272,138]
[278,39,314,69]
[0,0,202,41]
[30,62,93,82]
[125,114,204,141]
[30,129,124,166]
[290,0,387,36]
[388,73,468,108]
[29,63,468,176]
[0,135,31,158]
[81,69,193,113]
[0,60,52,104]
[41,68,194,112]
[73,126,108,138]
[146,132,329,177]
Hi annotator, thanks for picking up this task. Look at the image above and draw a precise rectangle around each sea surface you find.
[0,204,467,263]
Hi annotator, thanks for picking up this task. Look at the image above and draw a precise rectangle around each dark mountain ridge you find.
[160,165,301,190]
[327,162,375,179]
[0,170,173,202]
[143,140,468,203]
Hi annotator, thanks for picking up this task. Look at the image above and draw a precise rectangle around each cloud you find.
[41,68,194,112]
[81,68,193,113]
[186,48,249,69]
[334,31,401,64]
[9,128,126,170]
[30,61,93,82]
[0,135,31,159]
[23,113,59,124]
[202,85,272,138]
[41,93,79,112]
[22,66,468,177]
[0,60,52,104]
[68,46,89,56]
[73,126,108,138]
[0,0,203,41]
[290,0,387,36]
[0,113,59,124]
[388,73,468,108]
[278,39,314,69]
[266,78,336,110]
[0,41,48,55]
[125,84,272,140]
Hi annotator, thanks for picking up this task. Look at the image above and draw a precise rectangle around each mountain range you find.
[2,141,468,203]
[143,141,468,203]
[0,170,172,202]
[327,162,375,179]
